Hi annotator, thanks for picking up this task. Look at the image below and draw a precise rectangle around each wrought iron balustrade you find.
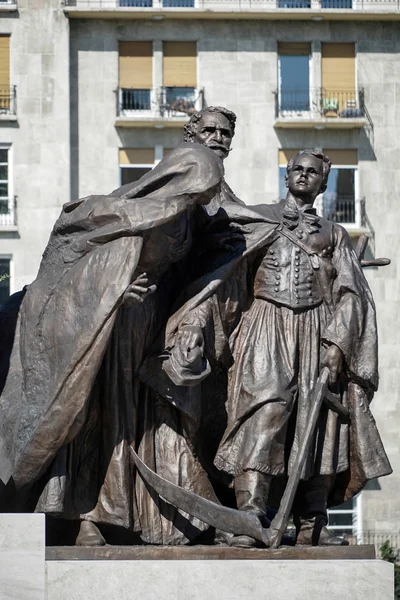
[320,0,352,7]
[0,196,17,228]
[313,195,364,228]
[62,0,400,9]
[275,88,366,119]
[117,86,205,118]
[119,88,151,111]
[0,86,16,116]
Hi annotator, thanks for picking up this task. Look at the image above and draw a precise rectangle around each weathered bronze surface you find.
[0,114,392,550]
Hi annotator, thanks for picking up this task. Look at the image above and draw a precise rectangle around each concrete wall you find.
[0,0,70,292]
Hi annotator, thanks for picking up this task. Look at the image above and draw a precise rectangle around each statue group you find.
[0,106,392,549]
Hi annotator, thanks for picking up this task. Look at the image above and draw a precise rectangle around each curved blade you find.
[131,447,268,544]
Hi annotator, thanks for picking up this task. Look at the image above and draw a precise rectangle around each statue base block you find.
[0,515,394,600]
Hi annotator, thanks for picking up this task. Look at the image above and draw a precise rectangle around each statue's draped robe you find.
[0,143,234,544]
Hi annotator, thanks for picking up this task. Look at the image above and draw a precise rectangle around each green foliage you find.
[380,541,400,600]
[0,273,9,283]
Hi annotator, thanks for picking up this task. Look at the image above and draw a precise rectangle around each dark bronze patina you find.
[0,131,392,550]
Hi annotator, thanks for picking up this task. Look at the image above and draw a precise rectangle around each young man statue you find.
[169,149,391,547]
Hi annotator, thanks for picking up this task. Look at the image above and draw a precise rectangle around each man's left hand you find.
[321,344,344,385]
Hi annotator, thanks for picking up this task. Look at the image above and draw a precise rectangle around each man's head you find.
[286,149,331,202]
[183,106,236,160]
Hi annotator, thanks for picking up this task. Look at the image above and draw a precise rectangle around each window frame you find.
[278,48,312,117]
[0,253,13,300]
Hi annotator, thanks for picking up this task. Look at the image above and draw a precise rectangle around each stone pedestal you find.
[0,515,395,600]
[0,513,45,600]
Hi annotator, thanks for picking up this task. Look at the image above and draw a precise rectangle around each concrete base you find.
[46,559,394,600]
[0,515,395,600]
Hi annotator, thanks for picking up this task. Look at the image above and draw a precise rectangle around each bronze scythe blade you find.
[131,447,272,547]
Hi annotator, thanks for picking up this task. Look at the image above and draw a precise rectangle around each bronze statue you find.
[0,108,244,547]
[158,149,392,547]
[0,125,391,549]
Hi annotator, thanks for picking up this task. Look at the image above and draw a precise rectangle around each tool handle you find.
[267,368,330,548]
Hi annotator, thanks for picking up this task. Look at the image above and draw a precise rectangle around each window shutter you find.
[0,36,10,89]
[278,42,311,56]
[163,42,197,87]
[321,43,355,92]
[278,149,301,164]
[119,148,155,165]
[324,149,358,165]
[119,42,153,89]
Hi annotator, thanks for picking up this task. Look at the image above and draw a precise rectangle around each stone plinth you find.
[0,515,395,600]
[0,513,45,600]
[46,556,393,600]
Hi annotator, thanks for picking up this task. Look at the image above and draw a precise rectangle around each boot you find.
[229,470,271,548]
[295,516,349,547]
[76,520,106,547]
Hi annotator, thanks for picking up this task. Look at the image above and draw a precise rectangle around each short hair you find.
[183,106,237,142]
[287,149,331,187]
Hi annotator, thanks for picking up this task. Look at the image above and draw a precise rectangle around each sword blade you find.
[131,448,268,545]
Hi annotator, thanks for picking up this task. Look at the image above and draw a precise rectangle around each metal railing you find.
[313,195,365,228]
[347,531,400,554]
[62,0,400,9]
[275,88,366,120]
[0,86,16,116]
[117,86,205,118]
[0,196,17,227]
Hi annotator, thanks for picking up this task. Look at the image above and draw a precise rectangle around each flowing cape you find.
[0,143,224,490]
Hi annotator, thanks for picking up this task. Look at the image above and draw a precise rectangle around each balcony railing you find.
[0,197,17,228]
[314,195,365,229]
[117,86,205,119]
[62,0,400,10]
[275,88,367,120]
[0,86,16,116]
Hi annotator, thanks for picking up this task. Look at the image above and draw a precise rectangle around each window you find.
[0,257,10,305]
[119,148,155,186]
[278,43,311,113]
[119,42,153,112]
[328,498,356,538]
[322,149,358,225]
[0,146,14,227]
[278,148,359,226]
[0,36,10,112]
[321,43,356,116]
[162,42,197,115]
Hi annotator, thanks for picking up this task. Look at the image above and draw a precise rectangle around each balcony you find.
[0,87,17,121]
[62,0,400,19]
[274,88,371,130]
[314,195,366,234]
[0,197,17,230]
[115,86,205,128]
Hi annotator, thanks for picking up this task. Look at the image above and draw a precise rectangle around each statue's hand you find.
[321,344,343,385]
[123,273,157,305]
[177,325,204,359]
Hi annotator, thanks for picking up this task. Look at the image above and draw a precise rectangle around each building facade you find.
[0,0,399,547]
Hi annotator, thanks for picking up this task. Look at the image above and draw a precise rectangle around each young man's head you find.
[286,149,331,203]
[183,106,236,161]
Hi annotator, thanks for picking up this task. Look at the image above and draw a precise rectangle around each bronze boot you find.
[230,470,271,548]
[76,520,106,547]
[295,516,349,546]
